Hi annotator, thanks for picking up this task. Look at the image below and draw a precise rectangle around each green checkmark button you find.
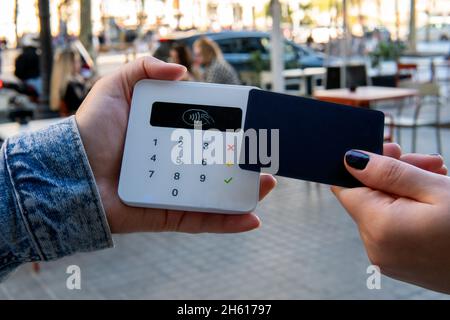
[224,177,233,184]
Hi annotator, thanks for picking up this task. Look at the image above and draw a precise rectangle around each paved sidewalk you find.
[1,126,449,299]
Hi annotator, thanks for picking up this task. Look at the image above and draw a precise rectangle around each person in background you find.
[122,29,138,63]
[50,47,89,116]
[169,43,199,81]
[306,34,314,48]
[193,37,240,85]
[14,36,41,96]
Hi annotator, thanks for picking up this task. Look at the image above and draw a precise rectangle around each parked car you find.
[417,23,450,42]
[153,31,325,71]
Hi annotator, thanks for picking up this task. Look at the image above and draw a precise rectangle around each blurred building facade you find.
[0,0,449,46]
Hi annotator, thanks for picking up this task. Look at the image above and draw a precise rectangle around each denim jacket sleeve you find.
[0,116,113,281]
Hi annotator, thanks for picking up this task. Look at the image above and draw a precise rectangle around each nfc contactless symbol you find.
[182,109,215,127]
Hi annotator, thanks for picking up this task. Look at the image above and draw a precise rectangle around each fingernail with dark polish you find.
[345,150,370,170]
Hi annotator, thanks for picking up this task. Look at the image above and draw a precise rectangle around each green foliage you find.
[249,50,270,73]
[264,1,293,24]
[369,41,406,68]
[299,2,313,26]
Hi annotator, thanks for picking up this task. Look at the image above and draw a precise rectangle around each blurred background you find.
[0,0,450,299]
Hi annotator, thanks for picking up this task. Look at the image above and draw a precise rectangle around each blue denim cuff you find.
[4,116,113,261]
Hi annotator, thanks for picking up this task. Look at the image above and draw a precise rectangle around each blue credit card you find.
[239,89,385,188]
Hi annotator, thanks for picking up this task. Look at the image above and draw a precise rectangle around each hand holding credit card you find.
[239,89,384,188]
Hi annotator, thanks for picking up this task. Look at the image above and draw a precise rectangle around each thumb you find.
[106,56,187,102]
[344,150,448,203]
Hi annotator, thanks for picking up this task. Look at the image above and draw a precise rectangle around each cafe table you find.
[313,86,418,108]
[313,86,419,146]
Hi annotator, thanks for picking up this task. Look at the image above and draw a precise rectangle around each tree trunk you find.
[270,0,284,92]
[376,0,382,25]
[252,5,256,30]
[173,0,181,30]
[138,0,146,33]
[408,0,417,51]
[80,0,93,55]
[425,0,434,42]
[14,0,19,47]
[38,0,53,107]
[357,0,363,27]
[395,0,400,41]
[340,0,348,88]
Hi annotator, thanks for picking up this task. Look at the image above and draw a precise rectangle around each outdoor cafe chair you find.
[397,80,442,153]
[324,65,369,90]
[396,62,418,85]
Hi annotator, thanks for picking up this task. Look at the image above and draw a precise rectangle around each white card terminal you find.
[118,80,260,214]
